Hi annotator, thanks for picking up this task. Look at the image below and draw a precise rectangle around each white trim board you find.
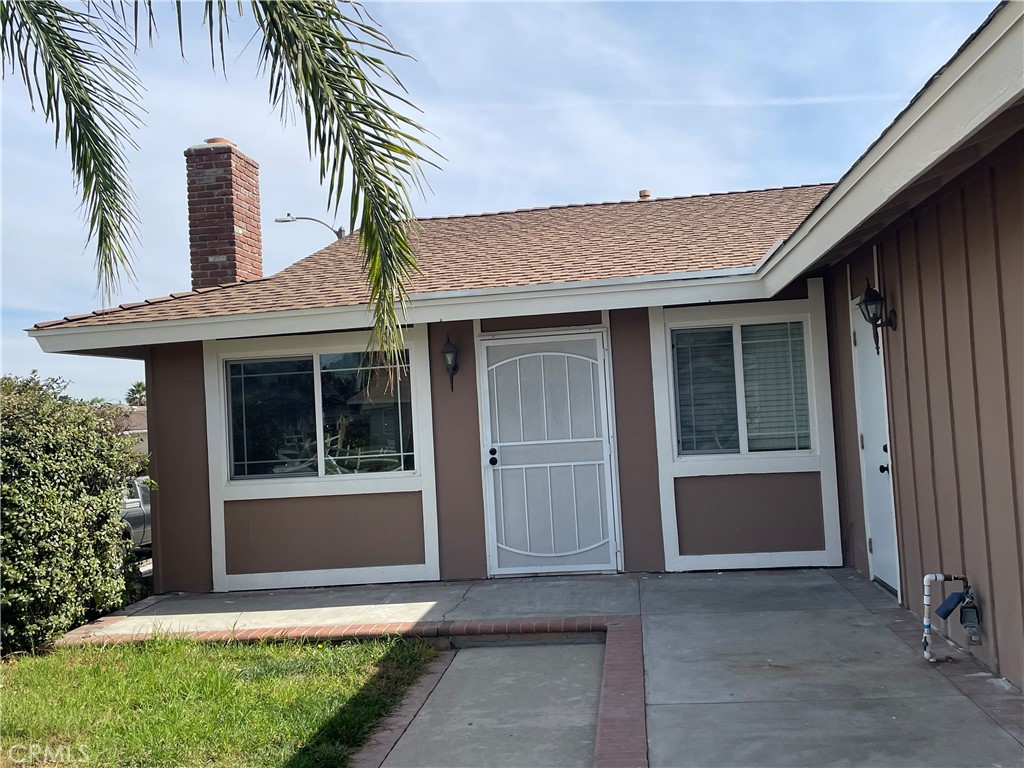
[203,326,440,591]
[32,272,768,353]
[649,278,843,572]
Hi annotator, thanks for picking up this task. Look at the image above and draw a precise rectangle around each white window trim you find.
[203,326,439,591]
[667,309,815,463]
[649,278,842,571]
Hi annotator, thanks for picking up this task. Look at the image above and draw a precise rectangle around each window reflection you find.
[320,353,414,474]
[228,358,317,477]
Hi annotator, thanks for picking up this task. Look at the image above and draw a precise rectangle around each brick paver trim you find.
[594,617,649,768]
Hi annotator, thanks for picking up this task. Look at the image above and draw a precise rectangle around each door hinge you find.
[853,330,857,347]
[859,433,865,450]
[868,537,874,554]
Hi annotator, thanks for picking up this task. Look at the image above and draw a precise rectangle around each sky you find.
[1,1,997,402]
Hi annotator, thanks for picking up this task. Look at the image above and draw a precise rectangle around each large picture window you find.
[673,321,810,456]
[228,352,413,479]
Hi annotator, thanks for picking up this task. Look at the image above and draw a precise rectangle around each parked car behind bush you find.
[0,374,146,653]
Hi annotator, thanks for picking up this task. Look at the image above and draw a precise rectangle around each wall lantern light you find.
[857,279,898,354]
[441,335,460,391]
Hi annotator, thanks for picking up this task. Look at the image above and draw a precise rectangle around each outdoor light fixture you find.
[857,279,898,354]
[274,213,345,239]
[441,335,459,391]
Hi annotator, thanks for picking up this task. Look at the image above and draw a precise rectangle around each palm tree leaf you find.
[1,0,143,301]
[248,0,438,364]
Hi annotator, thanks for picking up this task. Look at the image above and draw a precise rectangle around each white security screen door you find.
[482,334,618,575]
[851,304,900,594]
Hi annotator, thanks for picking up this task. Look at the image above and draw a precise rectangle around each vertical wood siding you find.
[829,131,1023,688]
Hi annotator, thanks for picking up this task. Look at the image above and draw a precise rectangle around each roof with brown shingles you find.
[34,183,832,331]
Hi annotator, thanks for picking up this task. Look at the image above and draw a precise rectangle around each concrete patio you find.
[61,569,1024,767]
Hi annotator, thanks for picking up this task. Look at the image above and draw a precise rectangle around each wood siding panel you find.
[916,207,965,583]
[829,132,1023,688]
[898,224,944,582]
[963,169,1024,688]
[881,230,924,605]
[937,188,997,659]
[991,153,1024,647]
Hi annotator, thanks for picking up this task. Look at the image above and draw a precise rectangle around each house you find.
[125,406,149,456]
[29,4,1022,688]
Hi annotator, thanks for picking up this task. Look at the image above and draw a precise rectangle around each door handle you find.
[879,464,889,474]
[488,457,498,466]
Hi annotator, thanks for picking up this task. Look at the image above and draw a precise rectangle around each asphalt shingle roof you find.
[34,183,832,331]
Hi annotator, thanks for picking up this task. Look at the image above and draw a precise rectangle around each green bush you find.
[1,374,146,653]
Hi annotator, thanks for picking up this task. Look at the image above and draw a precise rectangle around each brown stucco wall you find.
[146,342,213,592]
[609,308,665,571]
[429,321,488,579]
[480,311,603,333]
[827,130,1024,688]
[223,493,424,574]
[674,473,825,555]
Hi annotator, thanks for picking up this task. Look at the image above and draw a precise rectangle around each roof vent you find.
[638,189,652,201]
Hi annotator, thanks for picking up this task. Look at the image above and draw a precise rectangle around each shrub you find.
[1,374,146,653]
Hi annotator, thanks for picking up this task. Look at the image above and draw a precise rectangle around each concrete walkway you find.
[61,569,1024,767]
[383,644,604,768]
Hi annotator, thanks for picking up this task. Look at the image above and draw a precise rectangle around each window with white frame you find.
[673,321,811,456]
[228,352,413,479]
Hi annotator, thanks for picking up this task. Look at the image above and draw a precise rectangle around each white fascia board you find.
[760,6,1023,295]
[30,270,767,353]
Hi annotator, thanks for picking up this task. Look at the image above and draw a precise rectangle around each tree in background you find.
[1,374,146,653]
[125,381,146,407]
[0,1,434,362]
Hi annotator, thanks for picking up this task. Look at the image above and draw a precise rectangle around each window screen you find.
[741,322,811,451]
[673,327,740,454]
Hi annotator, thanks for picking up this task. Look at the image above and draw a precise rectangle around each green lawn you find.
[0,637,437,767]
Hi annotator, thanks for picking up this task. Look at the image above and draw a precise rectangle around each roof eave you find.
[29,269,767,354]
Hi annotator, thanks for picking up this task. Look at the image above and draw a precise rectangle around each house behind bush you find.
[30,5,1023,688]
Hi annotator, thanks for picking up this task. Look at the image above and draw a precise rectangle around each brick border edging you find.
[56,614,634,646]
[594,617,648,768]
[55,593,173,647]
[829,568,1024,746]
[349,650,456,768]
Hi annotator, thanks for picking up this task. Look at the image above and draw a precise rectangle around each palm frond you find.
[2,0,434,359]
[249,0,435,365]
[1,0,143,301]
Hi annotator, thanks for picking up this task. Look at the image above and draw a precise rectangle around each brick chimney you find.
[184,137,262,289]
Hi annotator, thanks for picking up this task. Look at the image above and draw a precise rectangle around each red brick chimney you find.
[184,137,262,289]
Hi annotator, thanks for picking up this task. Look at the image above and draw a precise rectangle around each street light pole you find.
[273,213,345,239]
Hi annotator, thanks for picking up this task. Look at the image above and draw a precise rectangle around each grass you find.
[0,636,437,767]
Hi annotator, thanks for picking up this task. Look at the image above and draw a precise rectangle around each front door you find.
[851,304,900,594]
[481,333,618,575]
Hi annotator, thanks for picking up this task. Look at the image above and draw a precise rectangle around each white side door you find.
[850,304,900,594]
[480,333,618,575]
